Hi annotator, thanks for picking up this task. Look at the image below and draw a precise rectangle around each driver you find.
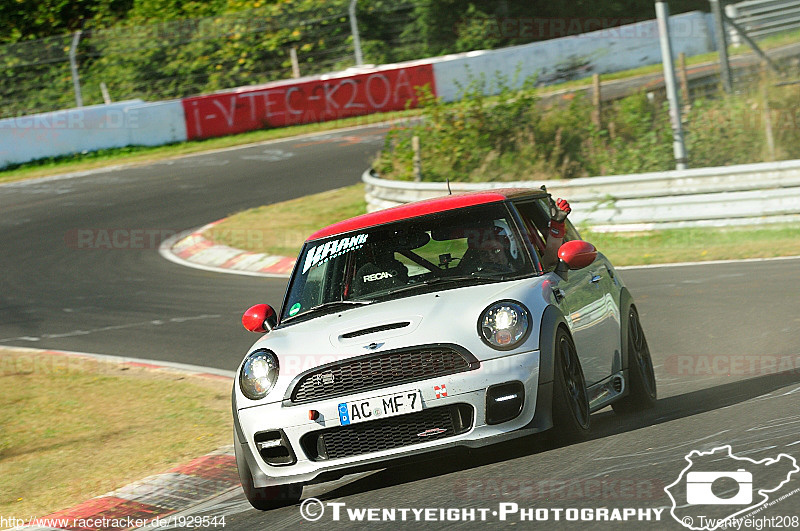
[476,228,513,272]
[473,197,572,272]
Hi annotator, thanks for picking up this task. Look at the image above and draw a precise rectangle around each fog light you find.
[254,430,296,466]
[486,382,525,425]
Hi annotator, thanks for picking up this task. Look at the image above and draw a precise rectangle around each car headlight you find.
[479,301,531,350]
[239,349,279,400]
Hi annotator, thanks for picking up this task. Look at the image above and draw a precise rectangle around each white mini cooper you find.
[233,188,657,510]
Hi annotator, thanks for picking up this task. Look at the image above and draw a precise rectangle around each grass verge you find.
[204,184,367,258]
[584,224,800,266]
[0,349,232,522]
[205,183,800,266]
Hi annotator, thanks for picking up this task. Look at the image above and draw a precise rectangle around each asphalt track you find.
[0,127,388,369]
[2,125,800,530]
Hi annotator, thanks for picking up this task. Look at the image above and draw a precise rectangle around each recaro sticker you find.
[363,271,394,282]
[302,233,368,274]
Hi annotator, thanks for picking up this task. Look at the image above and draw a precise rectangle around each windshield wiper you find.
[440,272,508,282]
[283,299,373,323]
[307,299,374,312]
[379,273,502,298]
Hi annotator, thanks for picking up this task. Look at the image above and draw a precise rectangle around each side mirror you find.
[559,240,597,269]
[242,304,277,333]
[556,240,597,280]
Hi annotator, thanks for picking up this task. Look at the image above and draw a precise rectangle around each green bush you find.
[375,75,800,181]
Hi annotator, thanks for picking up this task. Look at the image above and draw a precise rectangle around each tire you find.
[550,327,591,441]
[234,431,303,511]
[612,305,657,414]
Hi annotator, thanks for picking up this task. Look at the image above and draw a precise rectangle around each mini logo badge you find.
[417,428,447,437]
[364,342,384,350]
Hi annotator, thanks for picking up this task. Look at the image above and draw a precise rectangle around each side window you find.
[535,198,580,242]
[515,198,580,243]
[514,200,550,252]
[565,219,580,242]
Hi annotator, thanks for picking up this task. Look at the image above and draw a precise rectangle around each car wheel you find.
[612,305,657,414]
[551,327,591,441]
[235,431,303,511]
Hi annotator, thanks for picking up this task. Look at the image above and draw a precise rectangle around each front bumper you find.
[234,349,552,487]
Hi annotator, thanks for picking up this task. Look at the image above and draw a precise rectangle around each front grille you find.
[301,404,473,461]
[288,344,478,403]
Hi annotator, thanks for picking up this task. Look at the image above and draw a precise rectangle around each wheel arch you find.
[619,287,634,372]
[525,305,571,433]
[538,304,571,385]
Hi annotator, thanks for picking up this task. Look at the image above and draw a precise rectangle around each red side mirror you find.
[558,240,597,270]
[242,304,277,333]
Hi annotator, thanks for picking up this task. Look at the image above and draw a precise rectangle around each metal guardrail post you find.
[710,0,734,93]
[656,1,689,170]
[69,30,84,107]
[723,12,782,74]
[349,0,364,66]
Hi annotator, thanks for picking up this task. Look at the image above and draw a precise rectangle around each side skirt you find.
[587,371,626,413]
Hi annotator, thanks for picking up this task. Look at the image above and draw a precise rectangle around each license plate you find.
[338,390,422,426]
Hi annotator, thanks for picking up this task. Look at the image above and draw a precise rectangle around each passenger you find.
[542,198,571,269]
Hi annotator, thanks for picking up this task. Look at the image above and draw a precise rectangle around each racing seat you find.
[351,252,408,297]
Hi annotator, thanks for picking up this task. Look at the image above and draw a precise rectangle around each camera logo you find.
[665,445,799,531]
[686,469,752,505]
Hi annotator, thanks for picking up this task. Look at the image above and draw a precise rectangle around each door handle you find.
[590,274,602,283]
[552,287,565,303]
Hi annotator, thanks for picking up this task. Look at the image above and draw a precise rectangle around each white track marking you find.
[0,345,235,378]
[617,255,800,270]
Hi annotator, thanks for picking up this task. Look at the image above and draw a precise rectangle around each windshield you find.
[280,203,537,323]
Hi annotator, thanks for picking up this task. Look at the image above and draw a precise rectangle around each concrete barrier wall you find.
[431,11,714,102]
[363,159,800,231]
[0,11,715,167]
[128,101,188,147]
[0,100,187,168]
[181,63,436,140]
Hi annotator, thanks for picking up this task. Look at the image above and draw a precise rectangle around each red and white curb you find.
[2,347,239,531]
[159,221,294,279]
[14,448,239,531]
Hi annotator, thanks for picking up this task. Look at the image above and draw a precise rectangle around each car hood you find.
[239,277,551,404]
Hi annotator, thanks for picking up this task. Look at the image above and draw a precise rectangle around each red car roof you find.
[307,188,542,241]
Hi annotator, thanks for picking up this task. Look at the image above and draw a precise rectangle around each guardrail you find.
[362,159,800,231]
[728,0,800,43]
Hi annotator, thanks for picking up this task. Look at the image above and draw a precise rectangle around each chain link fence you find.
[0,1,422,119]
